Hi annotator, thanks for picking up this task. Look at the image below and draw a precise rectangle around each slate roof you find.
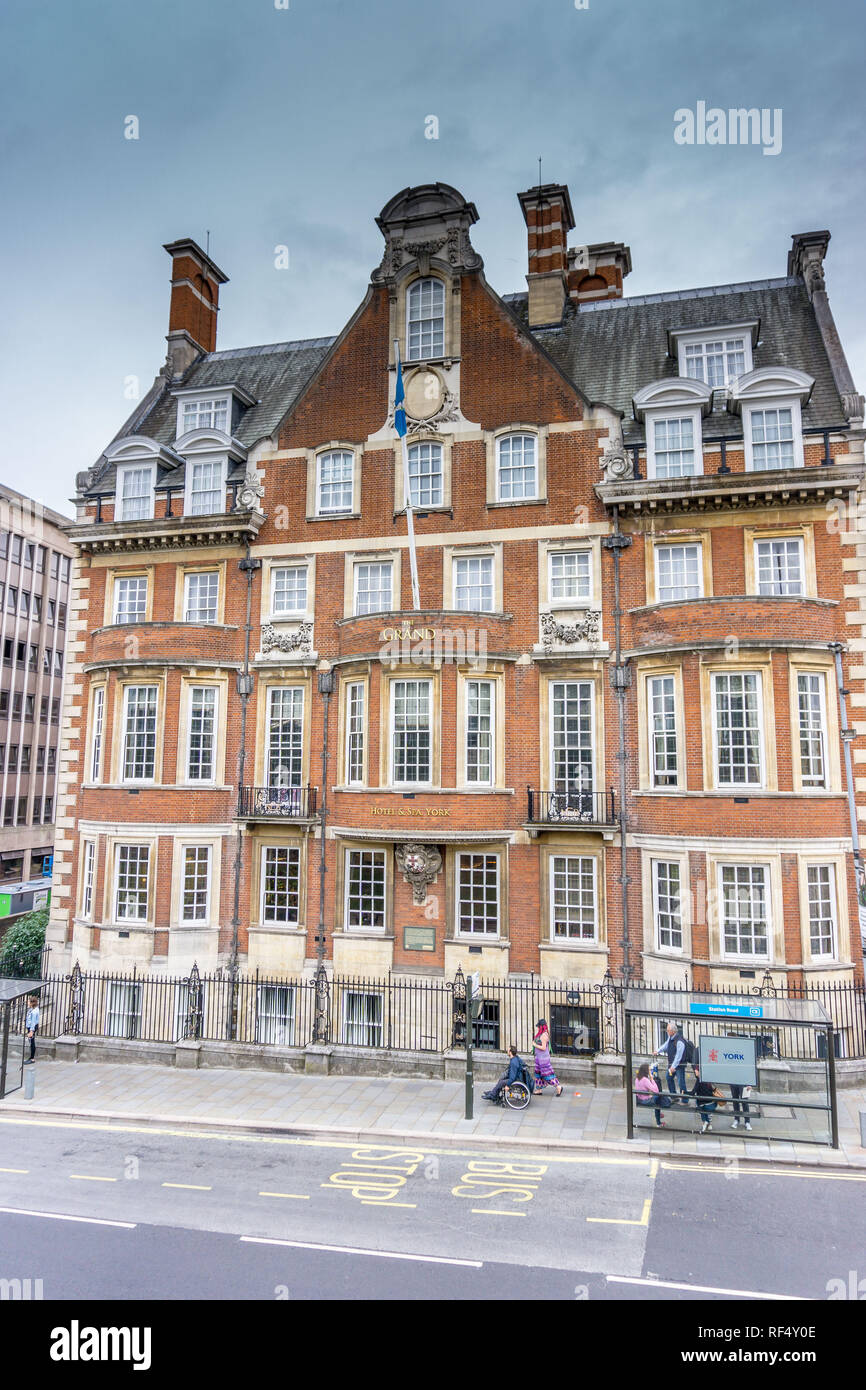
[84,337,335,495]
[503,277,848,441]
[86,269,847,497]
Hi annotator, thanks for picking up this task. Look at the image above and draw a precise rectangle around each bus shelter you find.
[624,987,838,1148]
[0,978,40,1099]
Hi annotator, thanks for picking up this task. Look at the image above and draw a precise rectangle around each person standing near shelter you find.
[730,1083,753,1131]
[656,1020,691,1103]
[24,994,39,1063]
[532,1019,563,1096]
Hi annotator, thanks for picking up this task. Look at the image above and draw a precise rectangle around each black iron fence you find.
[0,943,51,981]
[527,788,617,825]
[22,963,866,1061]
[237,785,318,819]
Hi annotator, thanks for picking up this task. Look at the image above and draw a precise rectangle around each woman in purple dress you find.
[532,1019,563,1096]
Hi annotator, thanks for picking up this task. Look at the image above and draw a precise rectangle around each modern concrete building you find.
[0,485,73,881]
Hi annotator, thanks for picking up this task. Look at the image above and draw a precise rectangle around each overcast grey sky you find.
[1,0,864,517]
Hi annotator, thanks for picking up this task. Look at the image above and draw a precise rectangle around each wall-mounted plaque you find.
[403,926,436,952]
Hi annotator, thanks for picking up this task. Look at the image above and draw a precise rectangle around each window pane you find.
[407,442,443,507]
[497,435,537,500]
[653,860,682,950]
[346,850,385,930]
[721,864,768,956]
[807,864,835,957]
[114,575,148,624]
[551,855,596,940]
[188,461,223,516]
[184,571,220,623]
[714,672,762,785]
[454,555,493,611]
[116,846,149,921]
[262,846,301,924]
[182,845,211,921]
[750,408,795,470]
[756,538,803,596]
[653,416,696,479]
[256,985,296,1045]
[354,562,392,615]
[188,687,217,781]
[392,679,431,783]
[119,468,153,521]
[345,682,365,784]
[343,991,383,1046]
[458,853,499,935]
[656,544,701,601]
[649,675,678,786]
[466,680,494,785]
[272,566,307,614]
[267,687,304,788]
[551,680,593,793]
[406,278,445,361]
[317,451,354,514]
[122,686,158,780]
[550,551,591,601]
[797,673,826,788]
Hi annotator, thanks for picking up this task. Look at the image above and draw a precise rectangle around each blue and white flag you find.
[394,354,407,439]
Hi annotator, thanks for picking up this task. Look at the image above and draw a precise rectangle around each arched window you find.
[406,278,445,361]
[496,434,537,500]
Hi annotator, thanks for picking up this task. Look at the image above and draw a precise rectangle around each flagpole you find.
[394,339,421,611]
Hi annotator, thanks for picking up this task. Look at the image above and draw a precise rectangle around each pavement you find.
[2,1057,865,1169]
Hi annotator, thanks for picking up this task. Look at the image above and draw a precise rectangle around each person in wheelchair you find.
[482,1045,525,1103]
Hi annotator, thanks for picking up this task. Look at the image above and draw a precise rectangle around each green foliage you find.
[0,906,48,978]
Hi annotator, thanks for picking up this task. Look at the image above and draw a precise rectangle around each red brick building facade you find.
[48,184,866,1033]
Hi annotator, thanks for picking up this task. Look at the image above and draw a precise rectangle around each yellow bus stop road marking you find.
[471,1208,525,1217]
[162,1182,212,1191]
[661,1161,866,1182]
[587,1198,652,1226]
[69,1174,117,1183]
[0,1167,28,1173]
[360,1200,417,1208]
[259,1191,310,1200]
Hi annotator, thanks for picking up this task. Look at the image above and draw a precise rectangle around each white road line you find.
[607,1275,804,1301]
[240,1236,482,1267]
[0,1205,136,1229]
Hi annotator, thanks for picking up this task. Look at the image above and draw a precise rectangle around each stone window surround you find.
[640,847,691,960]
[252,674,314,790]
[644,530,713,605]
[635,660,687,792]
[173,561,227,625]
[700,656,776,793]
[305,442,364,521]
[484,424,549,506]
[540,845,605,948]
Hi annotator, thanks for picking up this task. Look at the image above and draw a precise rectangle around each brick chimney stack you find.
[162,238,229,381]
[567,241,632,303]
[517,183,575,327]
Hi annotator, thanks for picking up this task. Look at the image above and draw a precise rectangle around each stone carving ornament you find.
[235,472,264,511]
[395,843,443,905]
[261,621,313,655]
[541,609,601,650]
[600,439,633,482]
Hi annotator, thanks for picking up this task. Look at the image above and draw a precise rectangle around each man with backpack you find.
[656,1021,695,1104]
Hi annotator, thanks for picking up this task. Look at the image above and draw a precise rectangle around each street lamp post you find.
[314,668,335,1043]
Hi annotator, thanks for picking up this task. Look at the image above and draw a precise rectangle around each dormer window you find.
[182,395,229,434]
[683,337,747,387]
[186,459,226,516]
[117,464,155,522]
[727,367,814,473]
[632,378,713,481]
[406,278,445,361]
[671,323,757,388]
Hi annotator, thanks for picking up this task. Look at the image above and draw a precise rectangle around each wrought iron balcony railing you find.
[527,787,616,826]
[237,785,318,820]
